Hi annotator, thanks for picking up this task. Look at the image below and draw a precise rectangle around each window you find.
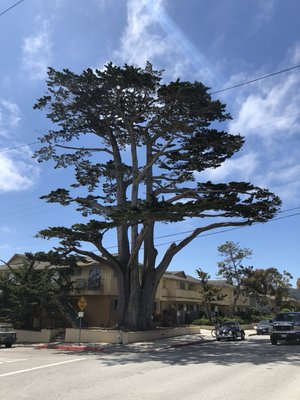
[88,267,101,290]
[179,282,186,290]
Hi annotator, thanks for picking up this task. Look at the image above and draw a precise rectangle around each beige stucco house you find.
[0,253,265,328]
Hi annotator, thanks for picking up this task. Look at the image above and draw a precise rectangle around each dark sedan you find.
[0,324,17,348]
[256,320,271,335]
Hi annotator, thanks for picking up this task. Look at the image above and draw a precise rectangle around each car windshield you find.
[222,322,237,328]
[259,320,269,325]
[275,313,300,322]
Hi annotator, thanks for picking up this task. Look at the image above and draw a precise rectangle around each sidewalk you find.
[35,329,215,353]
[35,329,257,353]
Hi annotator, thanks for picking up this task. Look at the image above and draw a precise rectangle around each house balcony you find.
[160,288,201,301]
[71,278,104,295]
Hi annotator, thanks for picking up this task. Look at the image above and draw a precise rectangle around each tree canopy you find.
[196,268,226,320]
[0,253,74,329]
[34,62,281,330]
[243,267,293,311]
[217,241,293,313]
[217,241,253,313]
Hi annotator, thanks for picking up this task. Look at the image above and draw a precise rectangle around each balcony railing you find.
[73,278,103,292]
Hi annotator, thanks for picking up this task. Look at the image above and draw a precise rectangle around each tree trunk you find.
[119,268,158,331]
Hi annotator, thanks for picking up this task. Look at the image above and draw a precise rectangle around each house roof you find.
[0,253,68,271]
[163,271,200,283]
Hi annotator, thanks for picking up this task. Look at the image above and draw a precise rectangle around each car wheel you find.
[270,336,277,345]
[257,331,261,335]
[241,332,245,340]
[5,343,12,348]
[232,332,237,341]
[217,338,221,341]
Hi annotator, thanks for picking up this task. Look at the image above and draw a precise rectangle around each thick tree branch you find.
[69,246,120,272]
[156,220,252,276]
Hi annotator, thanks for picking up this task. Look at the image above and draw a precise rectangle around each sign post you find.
[77,297,87,344]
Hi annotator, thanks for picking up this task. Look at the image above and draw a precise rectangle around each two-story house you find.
[0,253,259,328]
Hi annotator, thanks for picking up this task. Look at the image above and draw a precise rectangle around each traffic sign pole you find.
[77,297,87,344]
[79,313,82,344]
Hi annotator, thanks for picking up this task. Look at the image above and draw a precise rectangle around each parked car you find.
[216,321,245,341]
[269,312,300,345]
[0,324,17,348]
[256,320,271,335]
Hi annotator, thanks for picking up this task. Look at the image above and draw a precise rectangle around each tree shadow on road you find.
[97,336,300,367]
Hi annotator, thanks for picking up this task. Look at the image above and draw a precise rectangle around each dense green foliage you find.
[217,241,253,313]
[0,253,74,329]
[196,268,226,320]
[243,267,293,310]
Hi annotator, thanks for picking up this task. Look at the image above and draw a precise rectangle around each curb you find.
[35,335,214,353]
[36,343,104,352]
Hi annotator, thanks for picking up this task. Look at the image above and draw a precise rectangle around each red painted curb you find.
[36,344,104,352]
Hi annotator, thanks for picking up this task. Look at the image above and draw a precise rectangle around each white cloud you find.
[199,152,259,182]
[0,99,21,137]
[226,51,300,206]
[0,149,40,193]
[22,19,52,80]
[116,0,171,66]
[115,0,220,83]
[259,161,300,204]
[229,73,300,140]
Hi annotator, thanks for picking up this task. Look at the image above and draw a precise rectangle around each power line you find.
[1,208,299,255]
[151,208,300,242]
[0,142,39,153]
[211,64,300,95]
[0,0,24,17]
[153,211,300,249]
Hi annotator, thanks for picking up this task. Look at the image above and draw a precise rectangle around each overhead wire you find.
[0,0,24,17]
[210,64,300,94]
[0,142,39,153]
[1,208,299,254]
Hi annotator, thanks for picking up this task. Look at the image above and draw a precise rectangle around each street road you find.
[0,335,299,400]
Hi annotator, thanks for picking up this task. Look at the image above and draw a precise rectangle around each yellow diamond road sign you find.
[78,296,87,311]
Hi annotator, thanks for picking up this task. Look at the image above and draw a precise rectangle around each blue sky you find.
[0,0,299,285]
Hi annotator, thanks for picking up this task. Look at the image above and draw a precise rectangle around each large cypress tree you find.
[34,62,281,330]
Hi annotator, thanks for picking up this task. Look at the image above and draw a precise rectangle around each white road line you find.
[0,359,27,364]
[0,358,87,377]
